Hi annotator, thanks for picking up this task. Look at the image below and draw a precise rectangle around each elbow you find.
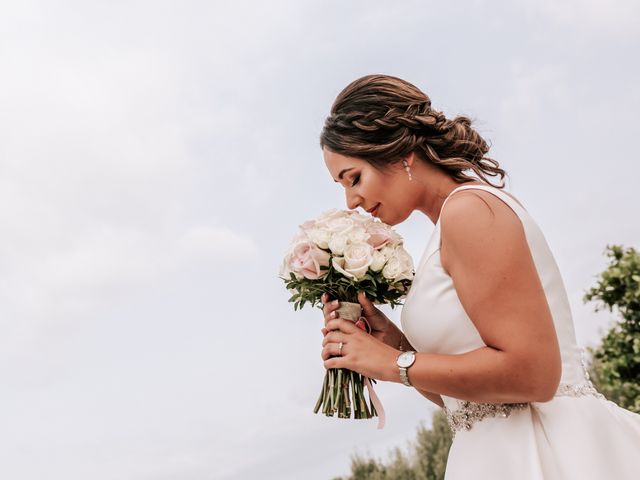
[529,360,562,403]
[531,381,559,403]
[511,349,561,403]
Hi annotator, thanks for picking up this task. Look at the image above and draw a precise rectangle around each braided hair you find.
[320,74,506,188]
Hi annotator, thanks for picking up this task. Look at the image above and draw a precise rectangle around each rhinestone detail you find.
[555,380,605,400]
[443,401,529,435]
[443,349,605,436]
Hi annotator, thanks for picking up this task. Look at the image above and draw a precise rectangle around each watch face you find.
[398,351,416,368]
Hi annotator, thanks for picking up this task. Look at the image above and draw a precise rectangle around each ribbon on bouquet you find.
[354,316,386,430]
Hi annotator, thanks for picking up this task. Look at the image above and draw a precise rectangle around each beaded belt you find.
[443,380,605,436]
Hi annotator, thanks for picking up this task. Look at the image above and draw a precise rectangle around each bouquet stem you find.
[312,301,380,422]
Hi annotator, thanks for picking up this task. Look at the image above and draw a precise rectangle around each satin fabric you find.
[400,184,640,479]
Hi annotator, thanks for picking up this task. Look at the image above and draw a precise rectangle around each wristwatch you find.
[396,351,416,387]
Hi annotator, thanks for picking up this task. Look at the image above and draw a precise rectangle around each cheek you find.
[387,179,415,215]
[368,175,391,199]
[382,178,405,203]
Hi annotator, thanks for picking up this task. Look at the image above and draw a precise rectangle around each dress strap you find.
[420,184,525,270]
[437,184,527,226]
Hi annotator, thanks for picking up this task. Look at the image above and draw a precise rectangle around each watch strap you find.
[399,367,412,387]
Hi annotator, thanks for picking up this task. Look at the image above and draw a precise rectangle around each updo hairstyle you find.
[319,74,506,188]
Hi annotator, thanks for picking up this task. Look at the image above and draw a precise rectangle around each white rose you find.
[290,228,309,245]
[307,227,332,249]
[316,209,344,223]
[331,256,356,280]
[347,225,369,244]
[348,210,372,227]
[279,255,294,278]
[370,250,387,272]
[382,248,414,281]
[380,245,395,260]
[279,257,300,294]
[322,215,355,235]
[388,229,403,247]
[395,250,415,281]
[328,233,349,256]
[343,243,374,279]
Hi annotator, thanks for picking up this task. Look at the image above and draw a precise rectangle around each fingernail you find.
[332,300,339,306]
[330,311,336,318]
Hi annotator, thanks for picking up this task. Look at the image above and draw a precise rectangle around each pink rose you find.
[289,241,331,280]
[299,219,316,231]
[366,223,393,250]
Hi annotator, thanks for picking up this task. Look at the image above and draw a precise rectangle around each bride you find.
[318,74,640,479]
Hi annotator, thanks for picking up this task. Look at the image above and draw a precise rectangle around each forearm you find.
[415,388,444,408]
[384,346,555,404]
[380,321,414,351]
[382,324,445,407]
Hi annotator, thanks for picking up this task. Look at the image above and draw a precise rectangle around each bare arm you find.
[391,191,562,403]
[323,190,562,403]
[322,292,445,408]
[415,388,445,408]
[382,323,445,408]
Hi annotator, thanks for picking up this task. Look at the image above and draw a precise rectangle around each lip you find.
[367,203,381,216]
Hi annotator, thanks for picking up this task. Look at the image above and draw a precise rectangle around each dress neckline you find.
[435,183,485,226]
[415,183,521,275]
[435,183,524,226]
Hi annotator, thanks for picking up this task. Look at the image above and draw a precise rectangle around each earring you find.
[403,160,413,181]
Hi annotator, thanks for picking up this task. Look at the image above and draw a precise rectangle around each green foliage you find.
[334,244,640,480]
[412,411,453,480]
[584,245,640,413]
[281,261,411,311]
[334,410,453,480]
[339,450,416,480]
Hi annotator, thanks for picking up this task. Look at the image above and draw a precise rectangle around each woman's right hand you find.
[321,292,401,348]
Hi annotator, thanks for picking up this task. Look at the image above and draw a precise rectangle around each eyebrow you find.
[333,168,354,182]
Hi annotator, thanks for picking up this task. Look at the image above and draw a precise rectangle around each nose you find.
[345,189,362,211]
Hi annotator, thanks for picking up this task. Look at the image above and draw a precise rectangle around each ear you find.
[404,151,416,167]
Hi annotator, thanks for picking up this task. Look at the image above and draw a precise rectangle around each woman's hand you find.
[321,317,399,381]
[321,292,403,348]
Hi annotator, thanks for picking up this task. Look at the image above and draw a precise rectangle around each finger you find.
[323,300,341,324]
[321,292,331,307]
[357,291,378,316]
[323,298,340,313]
[322,330,345,347]
[321,342,346,360]
[326,318,358,334]
[324,356,343,370]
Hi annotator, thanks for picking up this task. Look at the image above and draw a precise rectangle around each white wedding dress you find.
[400,184,640,479]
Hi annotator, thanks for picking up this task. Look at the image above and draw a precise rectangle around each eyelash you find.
[351,175,360,187]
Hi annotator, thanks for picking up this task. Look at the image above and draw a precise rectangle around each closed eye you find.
[351,175,360,187]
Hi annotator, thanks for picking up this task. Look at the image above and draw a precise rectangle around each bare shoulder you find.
[438,188,561,398]
[440,189,526,258]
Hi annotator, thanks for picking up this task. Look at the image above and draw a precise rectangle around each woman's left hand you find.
[321,317,400,382]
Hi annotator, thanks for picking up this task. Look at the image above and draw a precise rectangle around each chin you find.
[379,213,396,226]
[382,210,410,227]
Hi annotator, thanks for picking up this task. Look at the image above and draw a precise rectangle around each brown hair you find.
[320,74,506,188]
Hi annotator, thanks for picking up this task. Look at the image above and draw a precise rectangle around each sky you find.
[0,1,639,479]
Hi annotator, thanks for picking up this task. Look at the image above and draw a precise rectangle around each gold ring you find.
[338,342,344,356]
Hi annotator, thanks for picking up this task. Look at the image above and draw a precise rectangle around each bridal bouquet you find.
[279,209,414,427]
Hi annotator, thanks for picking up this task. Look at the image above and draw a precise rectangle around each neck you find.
[416,176,485,224]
